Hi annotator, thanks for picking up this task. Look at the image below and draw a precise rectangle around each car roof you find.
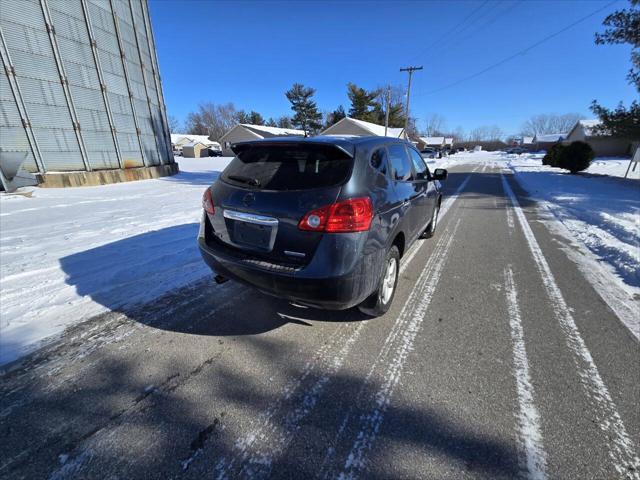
[231,135,411,158]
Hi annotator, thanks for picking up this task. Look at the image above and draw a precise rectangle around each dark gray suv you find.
[198,136,447,316]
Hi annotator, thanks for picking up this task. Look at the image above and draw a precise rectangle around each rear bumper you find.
[198,235,382,310]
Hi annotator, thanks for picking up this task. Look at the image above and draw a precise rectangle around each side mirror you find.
[433,168,447,181]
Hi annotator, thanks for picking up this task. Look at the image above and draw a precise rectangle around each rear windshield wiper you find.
[227,174,261,187]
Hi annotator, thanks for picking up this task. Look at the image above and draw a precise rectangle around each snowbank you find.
[0,157,233,365]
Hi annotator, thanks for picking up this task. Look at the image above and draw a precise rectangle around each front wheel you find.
[358,245,400,317]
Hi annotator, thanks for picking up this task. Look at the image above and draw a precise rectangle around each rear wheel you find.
[422,202,440,239]
[358,245,400,317]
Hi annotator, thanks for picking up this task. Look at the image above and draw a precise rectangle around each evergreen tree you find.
[248,111,265,125]
[236,110,251,124]
[285,83,322,134]
[266,117,278,127]
[366,85,407,128]
[325,105,346,129]
[277,116,293,128]
[347,83,379,122]
[591,0,640,138]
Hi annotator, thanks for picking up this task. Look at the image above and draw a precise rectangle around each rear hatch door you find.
[208,141,354,265]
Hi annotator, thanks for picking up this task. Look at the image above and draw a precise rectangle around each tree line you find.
[170,82,414,141]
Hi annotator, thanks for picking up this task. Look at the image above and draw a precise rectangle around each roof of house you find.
[182,141,209,148]
[171,134,220,147]
[240,124,306,137]
[420,136,445,145]
[578,119,602,136]
[522,136,534,144]
[322,117,405,138]
[564,119,608,139]
[445,138,453,145]
[534,133,566,143]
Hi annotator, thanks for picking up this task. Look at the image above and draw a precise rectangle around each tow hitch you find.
[214,274,229,285]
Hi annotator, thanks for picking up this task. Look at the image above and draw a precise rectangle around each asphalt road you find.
[1,164,638,480]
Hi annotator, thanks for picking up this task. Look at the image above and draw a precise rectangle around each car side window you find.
[370,148,388,176]
[388,144,414,181]
[408,147,430,180]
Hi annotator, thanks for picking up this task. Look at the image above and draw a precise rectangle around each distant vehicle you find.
[420,148,438,159]
[207,148,223,157]
[198,136,447,316]
[506,147,526,155]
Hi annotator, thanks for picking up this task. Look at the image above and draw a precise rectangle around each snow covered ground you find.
[0,156,232,365]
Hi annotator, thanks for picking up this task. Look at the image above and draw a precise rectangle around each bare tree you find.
[167,115,181,133]
[423,114,447,136]
[521,113,585,136]
[184,102,239,141]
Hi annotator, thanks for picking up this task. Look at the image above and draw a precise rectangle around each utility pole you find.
[400,66,423,136]
[384,86,391,136]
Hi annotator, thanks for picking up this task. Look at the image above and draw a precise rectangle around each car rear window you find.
[222,144,353,191]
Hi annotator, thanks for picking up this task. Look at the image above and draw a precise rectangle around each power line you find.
[414,0,618,97]
[408,0,490,63]
[438,0,523,57]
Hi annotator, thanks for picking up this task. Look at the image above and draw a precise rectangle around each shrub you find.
[559,141,594,174]
[542,143,565,167]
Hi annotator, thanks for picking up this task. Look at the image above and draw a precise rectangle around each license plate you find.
[233,221,272,249]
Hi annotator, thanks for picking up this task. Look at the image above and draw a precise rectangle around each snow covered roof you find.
[321,117,405,138]
[421,136,445,145]
[578,119,603,137]
[344,118,405,138]
[445,138,454,145]
[534,133,566,143]
[171,134,220,147]
[240,124,306,137]
[182,141,208,148]
[522,136,534,144]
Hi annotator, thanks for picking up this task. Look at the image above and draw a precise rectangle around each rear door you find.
[208,142,354,265]
[407,146,435,231]
[387,143,419,240]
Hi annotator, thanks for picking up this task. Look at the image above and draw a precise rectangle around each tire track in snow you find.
[504,265,548,480]
[501,174,640,477]
[319,218,461,480]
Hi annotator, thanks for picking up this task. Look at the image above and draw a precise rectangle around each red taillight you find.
[298,197,373,233]
[202,188,214,214]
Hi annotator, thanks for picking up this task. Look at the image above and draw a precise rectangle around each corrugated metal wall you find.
[0,0,172,173]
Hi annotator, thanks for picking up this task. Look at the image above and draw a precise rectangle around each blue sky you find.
[149,0,636,135]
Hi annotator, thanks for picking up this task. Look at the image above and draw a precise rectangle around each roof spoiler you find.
[230,140,354,158]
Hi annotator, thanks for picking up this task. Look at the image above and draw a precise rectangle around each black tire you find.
[358,245,400,317]
[422,201,440,239]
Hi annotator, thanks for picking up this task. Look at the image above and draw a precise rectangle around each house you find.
[219,124,306,155]
[516,136,534,148]
[182,141,211,158]
[320,117,406,139]
[171,134,221,155]
[563,119,634,157]
[533,133,565,151]
[417,137,445,150]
